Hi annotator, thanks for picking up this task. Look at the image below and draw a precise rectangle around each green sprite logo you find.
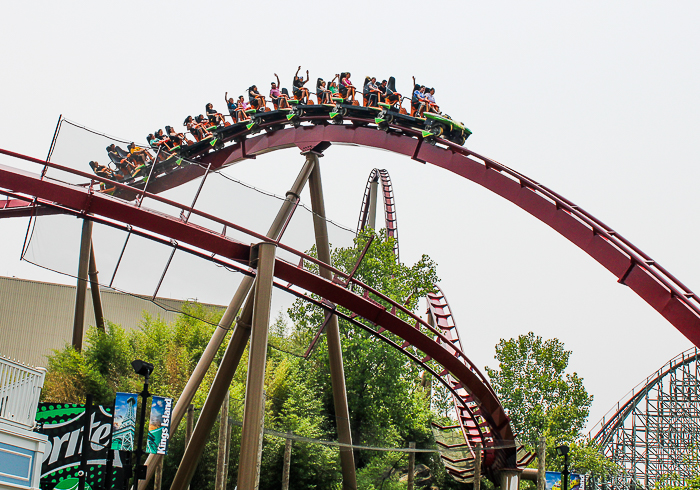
[52,478,92,490]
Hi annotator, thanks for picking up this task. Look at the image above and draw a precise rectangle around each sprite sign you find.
[36,403,125,490]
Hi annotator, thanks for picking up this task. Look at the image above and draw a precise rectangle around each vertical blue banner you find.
[546,471,582,490]
[111,392,138,451]
[147,396,172,455]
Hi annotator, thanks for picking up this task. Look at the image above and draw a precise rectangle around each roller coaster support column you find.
[407,442,416,490]
[72,218,92,351]
[500,469,521,490]
[238,242,276,490]
[88,240,105,331]
[537,437,546,490]
[368,174,378,230]
[164,159,316,490]
[308,154,358,489]
[474,442,482,490]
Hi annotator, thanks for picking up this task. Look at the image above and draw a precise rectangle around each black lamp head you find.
[556,444,569,456]
[131,359,154,377]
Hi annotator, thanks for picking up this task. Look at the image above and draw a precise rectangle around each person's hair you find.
[147,133,154,140]
[381,80,387,84]
[206,103,213,109]
[183,116,192,125]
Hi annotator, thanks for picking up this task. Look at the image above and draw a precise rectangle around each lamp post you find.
[556,445,570,490]
[131,360,154,490]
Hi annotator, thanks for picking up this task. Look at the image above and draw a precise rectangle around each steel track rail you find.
[169,122,700,348]
[357,169,400,259]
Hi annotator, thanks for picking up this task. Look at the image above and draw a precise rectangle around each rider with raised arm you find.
[328,74,340,97]
[293,66,310,104]
[270,74,289,109]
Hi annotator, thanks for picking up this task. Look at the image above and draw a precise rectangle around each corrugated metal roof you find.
[0,276,224,368]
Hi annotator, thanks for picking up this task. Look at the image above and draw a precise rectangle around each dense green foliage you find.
[485,332,616,479]
[42,231,466,489]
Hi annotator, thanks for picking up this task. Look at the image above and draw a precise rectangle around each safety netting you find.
[20,119,357,338]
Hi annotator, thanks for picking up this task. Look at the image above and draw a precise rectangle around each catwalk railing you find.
[0,355,46,429]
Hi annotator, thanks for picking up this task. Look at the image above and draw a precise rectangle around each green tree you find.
[485,332,616,479]
[486,332,591,448]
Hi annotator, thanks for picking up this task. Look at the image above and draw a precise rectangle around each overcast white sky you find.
[2,1,699,434]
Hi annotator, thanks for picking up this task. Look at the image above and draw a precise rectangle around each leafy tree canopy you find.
[485,332,616,479]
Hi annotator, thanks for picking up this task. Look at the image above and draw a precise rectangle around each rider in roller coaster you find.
[248,85,268,112]
[316,78,332,104]
[293,66,310,104]
[206,103,227,126]
[339,72,356,103]
[270,74,290,109]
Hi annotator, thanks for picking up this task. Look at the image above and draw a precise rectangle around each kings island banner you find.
[36,402,125,490]
[146,396,172,455]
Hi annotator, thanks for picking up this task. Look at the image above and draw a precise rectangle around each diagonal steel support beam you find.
[307,154,358,489]
[88,240,105,332]
[237,242,276,490]
[72,218,92,351]
[141,156,316,489]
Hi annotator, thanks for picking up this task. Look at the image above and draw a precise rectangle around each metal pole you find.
[154,460,163,490]
[140,157,314,489]
[254,391,266,490]
[368,176,378,230]
[103,401,115,490]
[79,394,93,490]
[562,453,569,490]
[215,392,230,490]
[88,240,105,332]
[307,155,357,489]
[224,417,232,488]
[238,242,276,490]
[474,442,482,490]
[282,432,293,490]
[132,375,150,490]
[537,437,546,490]
[186,404,194,490]
[407,442,416,490]
[73,219,93,351]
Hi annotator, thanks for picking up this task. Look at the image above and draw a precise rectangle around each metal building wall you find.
[0,276,223,368]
